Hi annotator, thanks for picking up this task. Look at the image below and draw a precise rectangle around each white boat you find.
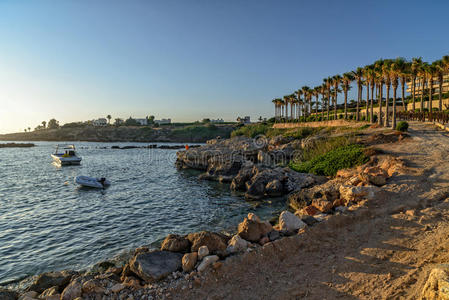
[75,176,111,188]
[51,144,82,166]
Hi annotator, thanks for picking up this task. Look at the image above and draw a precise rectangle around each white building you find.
[155,118,171,125]
[211,118,224,123]
[93,118,108,126]
[135,118,148,126]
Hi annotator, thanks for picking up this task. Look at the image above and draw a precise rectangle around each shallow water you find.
[0,142,285,285]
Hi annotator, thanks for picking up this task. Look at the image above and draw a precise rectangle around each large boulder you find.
[421,264,449,299]
[27,270,77,293]
[278,211,307,232]
[129,250,183,282]
[361,166,388,186]
[265,179,283,197]
[160,234,190,253]
[230,165,254,191]
[339,184,380,203]
[186,231,229,254]
[197,255,219,273]
[288,179,339,211]
[181,253,198,272]
[226,235,250,253]
[0,288,18,300]
[237,217,272,242]
[60,278,82,300]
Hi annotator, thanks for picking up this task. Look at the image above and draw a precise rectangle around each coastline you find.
[4,122,449,299]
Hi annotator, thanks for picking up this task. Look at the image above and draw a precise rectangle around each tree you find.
[342,73,354,119]
[42,121,46,129]
[417,62,429,112]
[426,64,437,115]
[124,117,139,126]
[382,60,392,127]
[28,127,31,132]
[332,75,342,120]
[147,115,155,124]
[390,60,400,129]
[374,60,384,125]
[106,115,112,124]
[324,78,331,120]
[434,60,445,112]
[410,57,422,111]
[47,119,59,129]
[351,68,364,121]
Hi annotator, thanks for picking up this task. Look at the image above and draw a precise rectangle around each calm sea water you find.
[0,142,284,285]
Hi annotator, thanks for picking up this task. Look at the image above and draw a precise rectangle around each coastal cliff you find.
[0,124,235,143]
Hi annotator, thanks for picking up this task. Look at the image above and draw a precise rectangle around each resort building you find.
[406,74,449,97]
[155,118,171,125]
[92,118,107,126]
[210,118,224,123]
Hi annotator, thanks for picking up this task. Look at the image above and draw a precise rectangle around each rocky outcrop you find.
[278,211,307,232]
[0,288,18,300]
[129,251,183,282]
[421,264,449,299]
[181,253,198,272]
[237,217,272,242]
[226,235,250,254]
[27,270,77,294]
[160,234,190,253]
[186,231,229,254]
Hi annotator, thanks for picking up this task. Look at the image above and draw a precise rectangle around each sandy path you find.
[169,122,449,300]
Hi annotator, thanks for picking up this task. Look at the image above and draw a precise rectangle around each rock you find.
[27,270,76,294]
[230,166,253,191]
[301,205,320,216]
[39,286,59,297]
[160,234,190,253]
[247,213,261,222]
[237,218,273,242]
[301,216,318,226]
[226,235,250,253]
[110,283,126,293]
[314,213,329,222]
[82,279,105,294]
[197,255,219,273]
[197,246,209,260]
[278,211,307,232]
[421,264,449,299]
[265,179,283,197]
[362,166,388,186]
[0,289,18,300]
[129,250,183,282]
[182,253,198,272]
[335,206,348,213]
[339,184,380,202]
[186,231,229,254]
[60,279,82,300]
[212,262,223,270]
[267,230,280,241]
[259,236,270,245]
[311,199,333,213]
[288,179,338,211]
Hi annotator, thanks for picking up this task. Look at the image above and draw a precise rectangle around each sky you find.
[0,0,449,133]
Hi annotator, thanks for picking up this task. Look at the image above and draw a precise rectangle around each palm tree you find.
[296,90,303,121]
[364,65,376,123]
[374,60,384,125]
[382,60,392,127]
[107,114,112,124]
[426,64,437,115]
[418,62,429,112]
[351,67,364,121]
[394,58,409,112]
[313,86,320,117]
[410,57,422,111]
[42,121,47,129]
[341,73,354,120]
[332,75,342,120]
[324,78,331,120]
[390,60,401,129]
[301,86,311,120]
[320,84,327,121]
[434,60,445,112]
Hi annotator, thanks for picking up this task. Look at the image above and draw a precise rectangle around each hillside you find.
[0,124,235,143]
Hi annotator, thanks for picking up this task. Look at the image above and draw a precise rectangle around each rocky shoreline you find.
[0,143,35,148]
[1,129,410,300]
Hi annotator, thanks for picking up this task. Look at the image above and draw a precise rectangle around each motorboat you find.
[75,176,111,188]
[51,144,82,166]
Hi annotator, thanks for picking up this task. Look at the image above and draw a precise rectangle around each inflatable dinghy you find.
[75,176,110,188]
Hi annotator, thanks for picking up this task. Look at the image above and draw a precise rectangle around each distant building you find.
[236,116,250,124]
[155,118,171,125]
[93,118,107,126]
[210,118,224,123]
[135,118,148,126]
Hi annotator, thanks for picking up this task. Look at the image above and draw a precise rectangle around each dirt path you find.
[169,122,449,300]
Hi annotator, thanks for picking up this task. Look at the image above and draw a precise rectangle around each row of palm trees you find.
[272,55,449,129]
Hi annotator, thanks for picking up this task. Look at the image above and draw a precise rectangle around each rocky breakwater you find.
[176,135,321,199]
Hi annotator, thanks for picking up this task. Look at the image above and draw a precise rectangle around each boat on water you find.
[75,176,111,188]
[51,144,82,166]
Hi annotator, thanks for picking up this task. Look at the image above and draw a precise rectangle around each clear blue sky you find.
[1,0,448,133]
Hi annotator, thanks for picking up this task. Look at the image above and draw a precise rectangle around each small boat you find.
[75,176,111,188]
[51,144,82,166]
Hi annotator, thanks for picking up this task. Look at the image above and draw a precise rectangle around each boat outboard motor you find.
[99,177,106,187]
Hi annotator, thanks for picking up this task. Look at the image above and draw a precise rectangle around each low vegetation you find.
[231,123,319,139]
[396,121,409,132]
[290,143,368,176]
[170,124,232,141]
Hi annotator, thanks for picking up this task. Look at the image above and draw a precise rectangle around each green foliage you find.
[124,117,140,126]
[231,124,272,138]
[290,144,368,176]
[396,121,409,132]
[358,124,370,130]
[171,125,230,140]
[231,124,318,139]
[47,118,59,129]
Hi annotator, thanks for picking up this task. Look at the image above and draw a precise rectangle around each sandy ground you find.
[169,122,449,300]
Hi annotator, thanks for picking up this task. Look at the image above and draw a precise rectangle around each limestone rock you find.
[237,218,273,242]
[82,279,105,294]
[181,253,198,272]
[160,234,190,253]
[27,270,76,294]
[278,211,307,232]
[186,231,229,254]
[60,279,82,300]
[226,235,250,253]
[129,250,183,282]
[339,184,379,202]
[110,283,126,293]
[197,255,219,273]
[265,179,283,197]
[421,264,449,299]
[197,246,209,260]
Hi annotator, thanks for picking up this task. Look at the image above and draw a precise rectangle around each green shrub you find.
[290,144,368,176]
[283,127,316,139]
[396,121,409,132]
[231,124,270,138]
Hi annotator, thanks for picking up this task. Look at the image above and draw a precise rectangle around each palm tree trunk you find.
[420,78,424,112]
[412,77,416,111]
[378,84,383,125]
[392,86,397,129]
[370,83,375,123]
[344,89,348,119]
[429,79,433,119]
[327,90,330,120]
[401,80,406,112]
[334,91,338,120]
[315,95,318,116]
[385,85,390,127]
[356,84,361,121]
[439,79,443,112]
[366,83,369,121]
